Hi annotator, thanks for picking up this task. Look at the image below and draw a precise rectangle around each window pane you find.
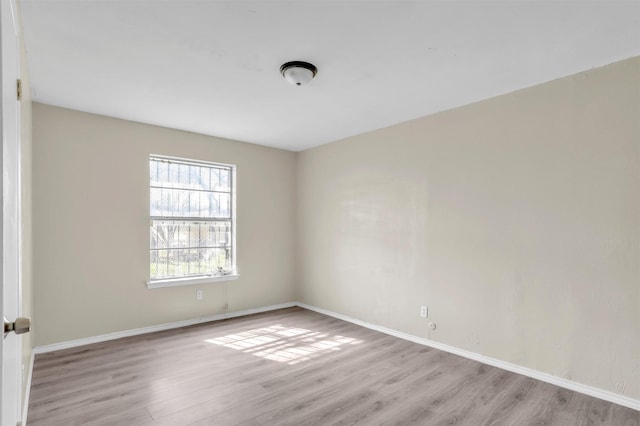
[150,188,162,217]
[199,167,211,191]
[196,192,206,218]
[157,161,169,186]
[211,168,220,190]
[161,188,170,217]
[150,157,234,280]
[153,188,232,219]
[221,193,231,218]
[204,192,230,218]
[151,221,231,249]
[218,169,230,192]
[150,160,158,182]
[177,164,187,186]
[150,246,233,280]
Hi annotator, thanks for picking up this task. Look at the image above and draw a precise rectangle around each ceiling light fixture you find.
[280,61,318,86]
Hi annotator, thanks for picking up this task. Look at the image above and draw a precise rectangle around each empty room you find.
[0,0,638,425]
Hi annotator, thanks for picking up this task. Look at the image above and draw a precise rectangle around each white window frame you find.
[146,154,238,289]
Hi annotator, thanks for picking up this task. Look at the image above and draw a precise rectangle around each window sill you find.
[146,274,239,289]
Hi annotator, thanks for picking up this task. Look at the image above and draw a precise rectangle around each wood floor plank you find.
[142,337,416,425]
[143,313,390,422]
[27,307,640,425]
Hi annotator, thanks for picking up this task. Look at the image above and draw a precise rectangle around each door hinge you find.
[16,79,22,101]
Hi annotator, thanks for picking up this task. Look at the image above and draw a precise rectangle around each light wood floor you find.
[28,307,639,425]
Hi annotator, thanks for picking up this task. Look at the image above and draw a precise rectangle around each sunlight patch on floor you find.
[205,325,363,365]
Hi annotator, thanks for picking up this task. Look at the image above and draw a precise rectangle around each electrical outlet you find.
[420,306,428,318]
[196,290,203,300]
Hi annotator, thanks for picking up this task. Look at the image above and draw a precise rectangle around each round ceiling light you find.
[280,61,318,86]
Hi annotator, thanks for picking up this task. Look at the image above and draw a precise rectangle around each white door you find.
[1,0,23,425]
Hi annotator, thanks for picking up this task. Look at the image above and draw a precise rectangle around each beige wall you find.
[31,57,639,401]
[32,104,296,346]
[296,57,640,400]
[17,0,33,412]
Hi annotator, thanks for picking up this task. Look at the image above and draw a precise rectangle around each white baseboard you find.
[296,302,640,412]
[32,302,296,355]
[22,350,34,426]
[27,300,639,413]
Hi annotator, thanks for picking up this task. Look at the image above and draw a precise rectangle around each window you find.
[148,155,237,287]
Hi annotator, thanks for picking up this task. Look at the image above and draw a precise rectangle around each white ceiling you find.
[21,1,640,151]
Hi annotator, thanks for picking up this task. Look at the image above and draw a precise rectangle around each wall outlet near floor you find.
[420,306,428,318]
[196,290,203,300]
